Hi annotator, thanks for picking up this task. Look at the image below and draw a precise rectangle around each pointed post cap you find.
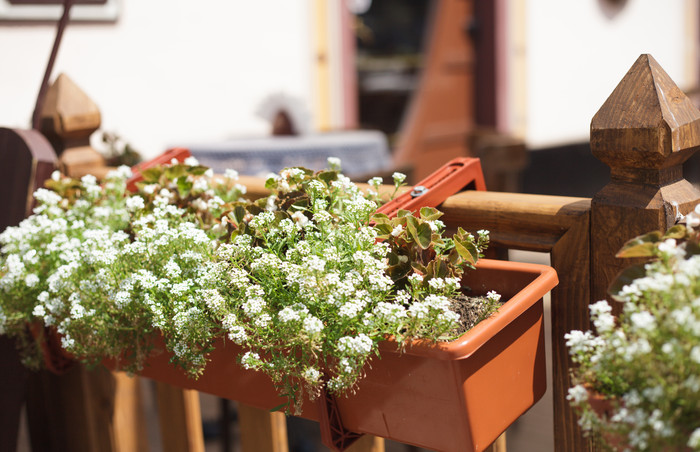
[591,54,700,184]
[39,73,101,139]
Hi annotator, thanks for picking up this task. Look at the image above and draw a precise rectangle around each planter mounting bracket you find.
[374,157,486,218]
[318,386,364,452]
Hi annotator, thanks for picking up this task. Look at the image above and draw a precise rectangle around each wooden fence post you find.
[0,127,57,452]
[590,54,700,306]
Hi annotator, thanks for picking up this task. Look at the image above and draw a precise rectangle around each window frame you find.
[0,0,118,21]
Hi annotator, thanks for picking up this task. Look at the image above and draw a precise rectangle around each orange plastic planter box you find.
[124,259,557,452]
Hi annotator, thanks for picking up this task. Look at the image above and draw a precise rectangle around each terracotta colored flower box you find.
[110,258,557,452]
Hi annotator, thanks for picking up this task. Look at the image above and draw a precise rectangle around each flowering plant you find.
[0,158,493,414]
[566,207,700,451]
[0,161,245,372]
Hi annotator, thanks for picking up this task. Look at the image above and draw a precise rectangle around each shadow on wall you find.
[521,142,700,198]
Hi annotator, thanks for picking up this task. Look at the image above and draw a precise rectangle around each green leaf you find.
[248,204,264,215]
[187,165,209,176]
[663,224,687,239]
[165,164,187,180]
[265,177,278,190]
[227,206,247,227]
[270,403,288,413]
[686,240,700,257]
[454,239,476,266]
[386,263,412,281]
[615,243,656,258]
[273,211,288,223]
[447,248,461,266]
[615,231,662,258]
[609,264,647,301]
[415,222,432,249]
[387,252,401,266]
[425,259,448,279]
[396,209,413,218]
[410,261,427,275]
[141,167,163,183]
[176,177,192,198]
[373,223,393,236]
[405,215,419,242]
[419,206,442,221]
[370,213,390,224]
[316,170,338,184]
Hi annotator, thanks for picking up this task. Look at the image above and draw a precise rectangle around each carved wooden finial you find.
[38,73,108,178]
[590,54,700,307]
[591,54,700,185]
[39,73,101,148]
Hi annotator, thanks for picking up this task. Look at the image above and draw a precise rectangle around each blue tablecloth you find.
[182,131,391,178]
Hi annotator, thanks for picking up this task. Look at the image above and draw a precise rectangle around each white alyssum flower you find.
[337,334,373,356]
[183,156,199,166]
[486,290,501,303]
[304,367,321,383]
[392,172,406,185]
[630,310,656,332]
[327,157,342,170]
[567,384,589,404]
[688,428,700,449]
[126,195,145,212]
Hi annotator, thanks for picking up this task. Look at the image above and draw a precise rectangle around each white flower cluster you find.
[566,213,700,450]
[0,165,229,375]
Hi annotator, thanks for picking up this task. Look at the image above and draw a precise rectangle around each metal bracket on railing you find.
[126,147,191,192]
[374,157,486,218]
[317,386,364,452]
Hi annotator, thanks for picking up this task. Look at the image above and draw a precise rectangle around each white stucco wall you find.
[0,1,314,158]
[2,1,698,157]
[510,0,698,149]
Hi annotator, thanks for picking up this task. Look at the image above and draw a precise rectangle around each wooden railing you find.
[3,53,700,451]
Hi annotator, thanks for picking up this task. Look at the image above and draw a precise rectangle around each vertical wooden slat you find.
[345,434,385,452]
[550,211,591,452]
[0,336,29,452]
[237,404,289,452]
[112,372,150,452]
[156,382,205,452]
[484,433,506,452]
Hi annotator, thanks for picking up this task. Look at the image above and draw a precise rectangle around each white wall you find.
[0,1,315,158]
[508,0,698,149]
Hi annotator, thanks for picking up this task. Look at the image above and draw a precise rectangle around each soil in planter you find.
[449,294,501,337]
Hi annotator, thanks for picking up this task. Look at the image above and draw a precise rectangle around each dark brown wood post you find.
[0,128,57,452]
[590,54,700,306]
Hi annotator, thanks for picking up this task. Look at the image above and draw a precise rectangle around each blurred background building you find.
[1,0,698,195]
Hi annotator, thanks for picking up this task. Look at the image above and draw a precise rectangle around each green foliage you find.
[372,207,488,290]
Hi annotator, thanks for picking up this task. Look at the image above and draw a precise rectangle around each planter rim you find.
[379,258,558,360]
